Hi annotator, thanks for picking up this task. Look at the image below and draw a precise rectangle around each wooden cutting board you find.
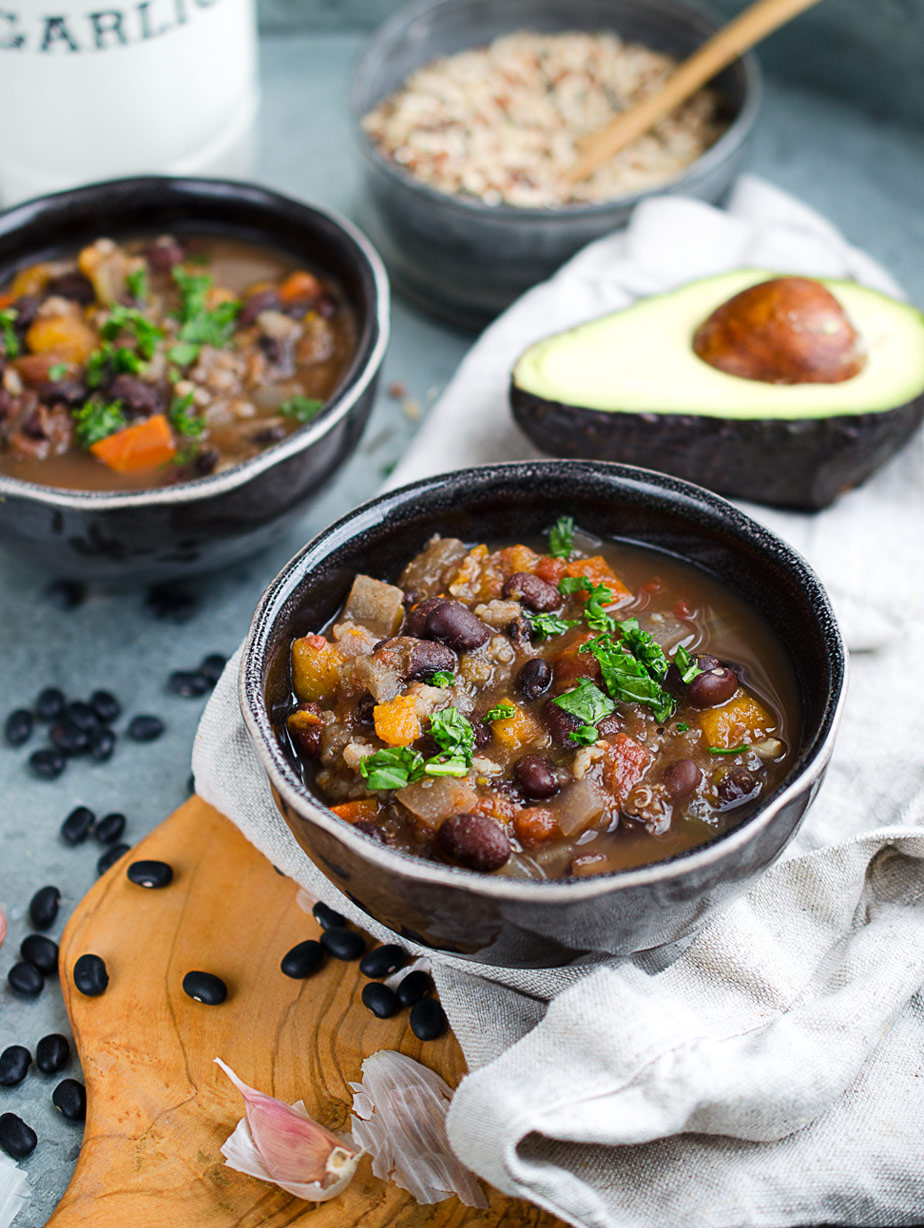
[51,796,562,1228]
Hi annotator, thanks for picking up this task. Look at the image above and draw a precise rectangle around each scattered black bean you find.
[97,843,130,876]
[541,698,583,746]
[89,690,121,724]
[94,812,126,845]
[359,944,406,979]
[0,1113,37,1159]
[52,1078,86,1122]
[145,586,196,623]
[280,939,323,979]
[28,748,66,780]
[35,1035,70,1075]
[312,901,347,930]
[50,721,90,757]
[405,639,456,682]
[502,572,561,612]
[46,271,94,305]
[436,813,511,873]
[167,670,211,698]
[65,701,100,732]
[688,665,739,709]
[663,758,702,802]
[107,374,162,418]
[29,885,60,931]
[361,982,399,1019]
[353,820,388,844]
[73,953,108,997]
[320,926,366,961]
[4,708,33,747]
[717,766,760,805]
[45,579,86,610]
[516,657,552,701]
[127,860,173,889]
[20,934,58,976]
[61,806,95,846]
[127,714,165,742]
[186,773,196,795]
[8,962,44,998]
[182,970,227,1005]
[238,288,281,326]
[199,654,226,685]
[145,236,184,271]
[395,969,432,1008]
[403,596,448,638]
[424,601,491,652]
[35,687,66,722]
[0,1046,31,1087]
[409,997,447,1041]
[514,754,560,801]
[88,727,116,762]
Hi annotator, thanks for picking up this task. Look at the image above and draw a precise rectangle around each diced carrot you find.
[90,414,177,474]
[331,799,381,824]
[698,692,773,749]
[291,634,343,703]
[490,699,542,751]
[493,544,540,579]
[535,555,567,585]
[565,556,633,604]
[278,270,323,304]
[0,292,13,311]
[373,694,421,747]
[602,734,651,805]
[514,806,562,847]
[25,314,97,364]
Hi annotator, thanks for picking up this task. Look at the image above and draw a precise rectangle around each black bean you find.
[396,969,433,1007]
[506,616,534,651]
[436,814,510,873]
[145,586,196,623]
[403,597,448,639]
[688,666,738,709]
[186,773,196,796]
[473,722,492,750]
[280,939,323,978]
[406,640,457,681]
[312,901,347,930]
[28,748,67,779]
[663,758,702,802]
[425,602,491,653]
[97,843,130,876]
[51,721,89,756]
[29,885,60,931]
[238,288,281,327]
[107,374,162,418]
[0,1113,37,1159]
[167,670,211,698]
[258,336,287,365]
[146,236,184,270]
[127,859,173,889]
[353,820,388,844]
[182,970,227,1005]
[0,1046,31,1087]
[73,953,108,996]
[52,1078,86,1121]
[95,812,126,845]
[21,934,58,976]
[320,926,366,961]
[514,754,560,801]
[199,654,226,685]
[35,1035,70,1075]
[65,701,100,732]
[717,766,760,806]
[359,944,406,979]
[11,295,39,332]
[61,806,95,845]
[361,983,399,1019]
[39,377,86,408]
[88,727,116,762]
[194,449,219,477]
[46,270,94,304]
[596,712,622,739]
[354,694,376,726]
[541,699,583,746]
[288,702,323,759]
[697,654,721,672]
[45,578,86,610]
[127,714,165,742]
[516,658,552,702]
[8,962,43,998]
[35,687,66,722]
[89,690,121,723]
[4,708,33,746]
[409,997,447,1041]
[502,572,561,612]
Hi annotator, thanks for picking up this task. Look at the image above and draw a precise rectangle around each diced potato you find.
[341,574,404,638]
[354,655,401,704]
[489,699,543,751]
[373,694,421,746]
[331,621,379,659]
[397,777,477,829]
[698,691,774,749]
[25,314,97,365]
[330,799,381,824]
[291,634,344,702]
[556,778,608,836]
[399,535,467,593]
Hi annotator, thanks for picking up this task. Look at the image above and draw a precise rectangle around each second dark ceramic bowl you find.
[0,177,389,584]
[241,460,845,969]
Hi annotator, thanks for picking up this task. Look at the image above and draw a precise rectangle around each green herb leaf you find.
[708,743,749,756]
[73,398,127,448]
[48,362,69,380]
[568,724,599,746]
[529,612,580,640]
[559,575,590,596]
[423,755,470,778]
[559,575,618,634]
[427,707,475,765]
[581,635,675,723]
[676,721,689,733]
[0,308,19,359]
[548,515,574,560]
[170,266,240,364]
[280,395,325,425]
[168,342,200,368]
[126,265,149,303]
[360,746,425,790]
[482,703,516,723]
[618,618,671,680]
[169,390,205,439]
[101,304,163,360]
[430,670,454,687]
[673,644,705,684]
[553,679,616,726]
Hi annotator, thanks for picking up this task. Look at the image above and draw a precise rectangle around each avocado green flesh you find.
[512,270,924,421]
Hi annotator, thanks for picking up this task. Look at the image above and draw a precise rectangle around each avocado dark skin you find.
[510,384,924,512]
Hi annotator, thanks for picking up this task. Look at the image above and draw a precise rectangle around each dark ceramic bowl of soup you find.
[241,460,846,969]
[0,176,389,583]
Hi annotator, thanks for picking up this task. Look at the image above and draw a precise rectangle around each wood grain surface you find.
[51,796,563,1228]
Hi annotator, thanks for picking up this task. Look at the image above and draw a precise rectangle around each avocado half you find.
[510,270,924,510]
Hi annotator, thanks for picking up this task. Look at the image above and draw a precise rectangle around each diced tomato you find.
[514,806,562,847]
[473,793,518,823]
[564,556,633,604]
[602,734,651,806]
[331,799,381,824]
[493,544,540,579]
[674,599,693,619]
[535,555,567,585]
[553,632,602,688]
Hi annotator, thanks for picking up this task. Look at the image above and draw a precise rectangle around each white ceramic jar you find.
[0,0,259,204]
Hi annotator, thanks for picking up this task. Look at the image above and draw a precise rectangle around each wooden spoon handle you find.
[566,0,825,185]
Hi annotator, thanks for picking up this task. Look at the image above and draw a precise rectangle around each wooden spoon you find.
[565,0,826,186]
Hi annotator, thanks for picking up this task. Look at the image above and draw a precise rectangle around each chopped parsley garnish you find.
[170,390,205,439]
[548,515,574,560]
[169,267,241,366]
[673,644,705,684]
[168,342,200,367]
[0,308,19,359]
[48,362,68,380]
[361,746,425,790]
[559,575,618,634]
[101,304,163,359]
[423,756,469,778]
[553,679,616,726]
[708,744,749,755]
[482,703,515,723]
[676,722,689,733]
[126,265,149,303]
[73,399,127,448]
[360,707,477,787]
[428,707,475,762]
[529,612,580,640]
[430,670,454,688]
[568,724,600,746]
[280,395,324,424]
[85,341,147,389]
[617,618,670,680]
[580,635,675,723]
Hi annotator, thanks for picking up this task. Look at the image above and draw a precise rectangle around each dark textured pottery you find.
[350,0,761,329]
[0,177,389,584]
[241,460,846,969]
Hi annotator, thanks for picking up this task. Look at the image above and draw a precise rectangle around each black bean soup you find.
[279,520,800,879]
[0,235,356,491]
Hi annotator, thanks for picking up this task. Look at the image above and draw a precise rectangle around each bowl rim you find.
[240,458,847,903]
[0,175,390,510]
[348,0,763,222]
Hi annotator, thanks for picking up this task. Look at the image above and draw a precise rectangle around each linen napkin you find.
[194,175,924,1228]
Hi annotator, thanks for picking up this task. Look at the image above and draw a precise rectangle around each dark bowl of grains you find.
[350,0,761,328]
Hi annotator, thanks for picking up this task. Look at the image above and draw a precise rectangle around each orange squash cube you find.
[291,634,343,703]
[373,694,421,747]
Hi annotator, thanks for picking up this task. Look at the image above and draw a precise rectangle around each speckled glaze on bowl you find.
[0,177,389,585]
[241,460,845,969]
[350,0,761,329]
